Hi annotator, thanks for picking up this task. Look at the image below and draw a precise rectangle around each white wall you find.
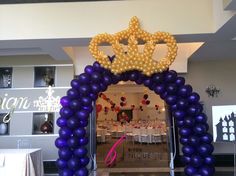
[0,0,214,40]
[184,59,236,154]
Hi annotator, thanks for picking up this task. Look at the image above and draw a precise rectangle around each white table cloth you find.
[0,148,44,176]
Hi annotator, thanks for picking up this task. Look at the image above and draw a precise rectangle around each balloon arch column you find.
[55,17,215,176]
[56,63,215,176]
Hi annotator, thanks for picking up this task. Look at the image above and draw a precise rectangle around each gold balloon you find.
[89,16,177,76]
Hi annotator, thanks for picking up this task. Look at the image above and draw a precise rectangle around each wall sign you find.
[0,87,66,113]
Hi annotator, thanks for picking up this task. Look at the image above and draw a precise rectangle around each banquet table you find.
[0,148,44,176]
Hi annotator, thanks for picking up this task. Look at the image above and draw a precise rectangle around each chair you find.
[140,128,148,144]
[151,129,162,144]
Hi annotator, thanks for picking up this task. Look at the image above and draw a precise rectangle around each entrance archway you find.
[56,63,215,176]
[55,17,215,176]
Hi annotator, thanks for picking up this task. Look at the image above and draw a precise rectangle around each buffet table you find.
[0,148,44,176]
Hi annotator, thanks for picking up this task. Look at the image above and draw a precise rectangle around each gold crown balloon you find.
[89,16,177,76]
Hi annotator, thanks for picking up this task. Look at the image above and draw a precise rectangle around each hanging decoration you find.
[98,93,120,114]
[120,96,127,107]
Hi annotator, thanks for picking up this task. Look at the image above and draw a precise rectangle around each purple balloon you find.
[129,71,139,81]
[56,158,67,169]
[154,84,165,94]
[58,148,73,160]
[166,84,178,94]
[60,96,70,107]
[198,144,214,156]
[195,113,207,123]
[175,77,185,86]
[91,83,101,94]
[178,85,193,97]
[151,73,163,84]
[177,99,189,109]
[75,168,88,176]
[74,147,88,158]
[176,120,184,128]
[81,97,92,107]
[67,137,79,148]
[78,73,91,84]
[194,124,207,135]
[160,91,168,100]
[60,107,74,118]
[191,155,203,167]
[189,136,200,146]
[165,70,177,83]
[103,75,112,85]
[67,117,80,129]
[143,78,152,87]
[79,85,91,96]
[67,88,79,99]
[69,100,82,110]
[170,104,178,111]
[79,157,89,166]
[165,95,177,105]
[181,156,191,164]
[79,120,88,127]
[59,169,74,176]
[121,72,130,81]
[99,83,108,92]
[173,110,186,121]
[59,127,72,139]
[184,165,197,175]
[199,166,215,176]
[55,138,68,148]
[200,133,213,144]
[79,137,89,146]
[204,156,215,165]
[89,93,98,101]
[182,145,195,156]
[188,92,200,104]
[57,117,67,127]
[91,71,102,83]
[180,137,189,145]
[68,158,80,170]
[93,61,102,71]
[84,65,94,75]
[76,110,89,120]
[184,117,195,127]
[188,104,202,116]
[82,105,93,113]
[70,79,80,89]
[74,128,86,138]
[179,127,192,137]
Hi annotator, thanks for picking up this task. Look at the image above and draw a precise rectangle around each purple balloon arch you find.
[55,61,215,176]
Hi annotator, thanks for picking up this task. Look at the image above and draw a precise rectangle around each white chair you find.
[140,128,148,144]
[152,129,162,144]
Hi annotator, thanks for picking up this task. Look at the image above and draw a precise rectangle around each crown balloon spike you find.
[89,16,177,76]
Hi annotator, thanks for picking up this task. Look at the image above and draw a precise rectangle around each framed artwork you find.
[34,66,55,87]
[0,67,12,88]
[212,105,236,142]
[117,109,133,123]
[32,112,54,135]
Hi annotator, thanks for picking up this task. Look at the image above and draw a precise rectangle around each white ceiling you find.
[0,0,236,62]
